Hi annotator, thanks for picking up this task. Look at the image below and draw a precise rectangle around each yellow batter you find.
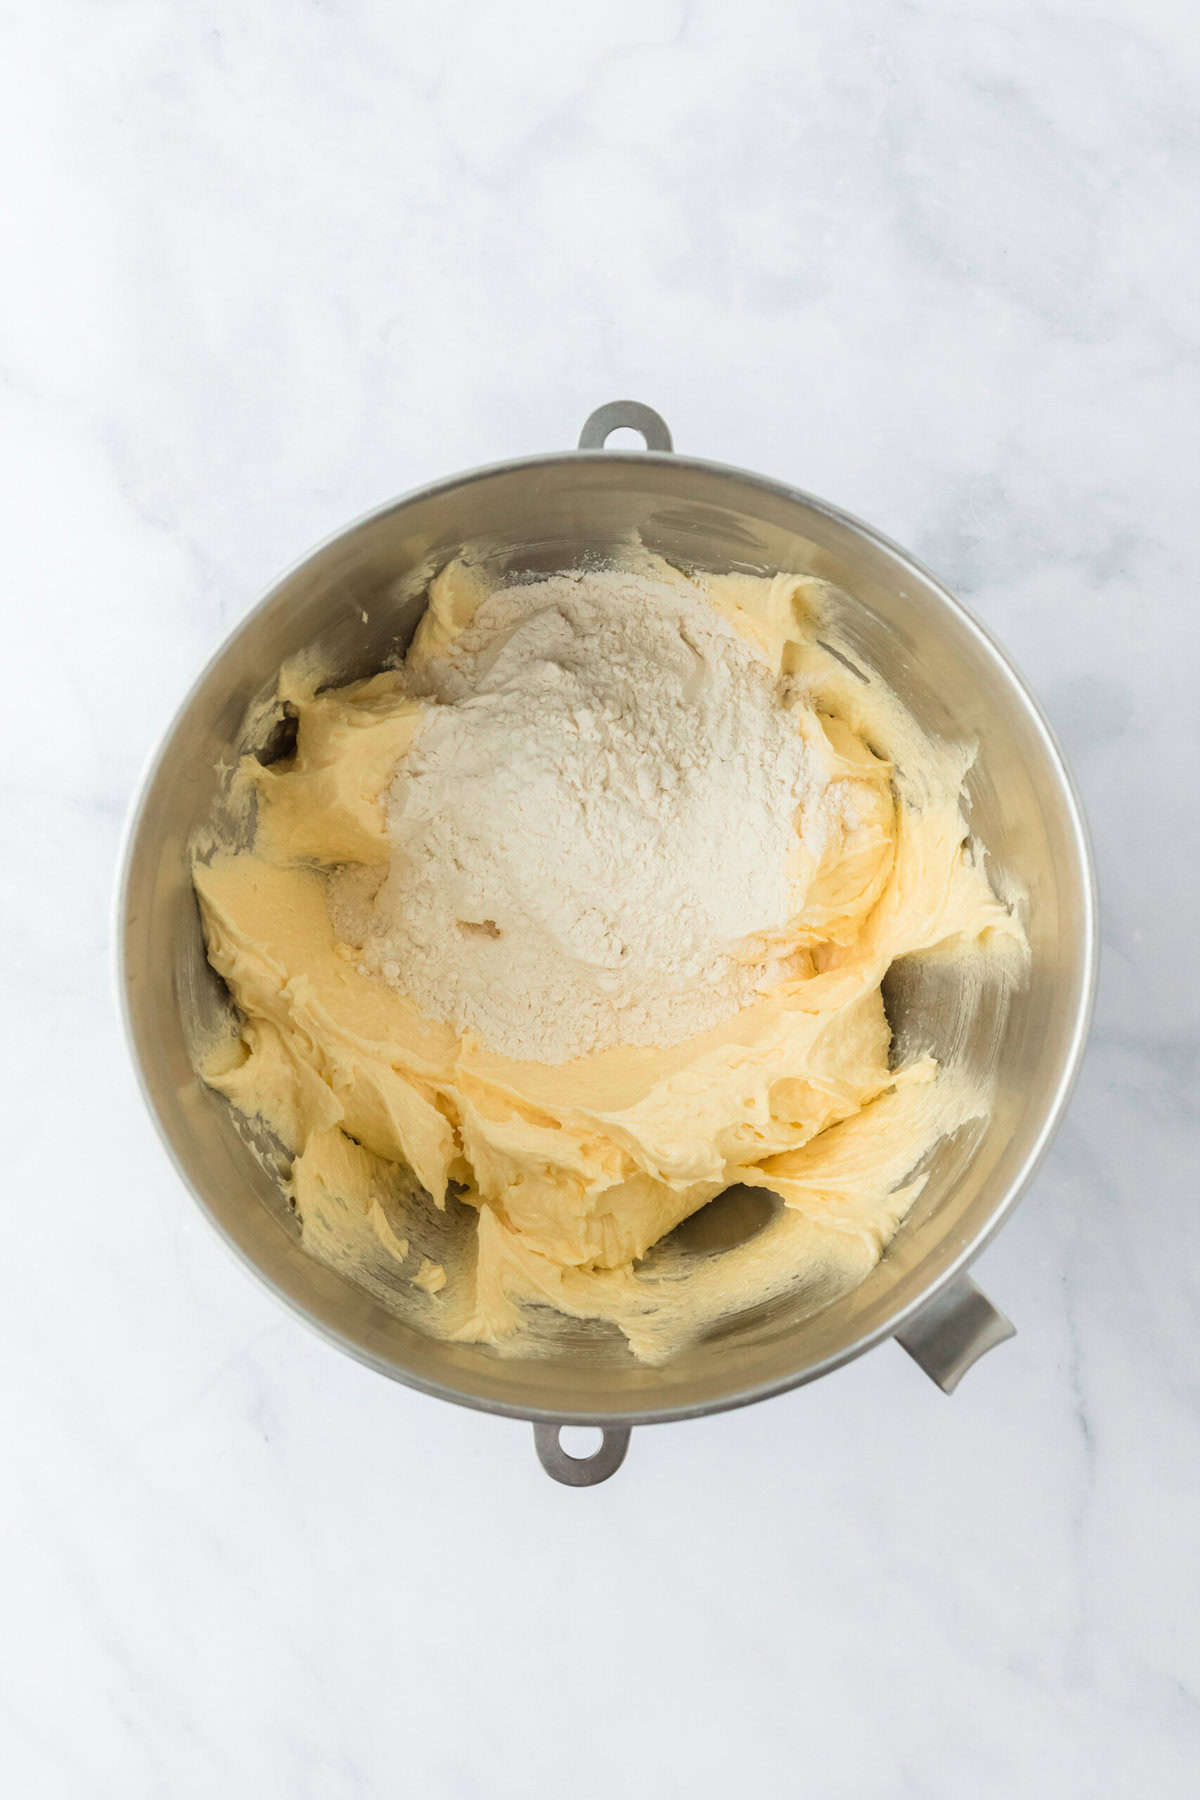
[194,558,1024,1363]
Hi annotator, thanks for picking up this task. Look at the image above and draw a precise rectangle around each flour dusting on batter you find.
[338,568,842,1062]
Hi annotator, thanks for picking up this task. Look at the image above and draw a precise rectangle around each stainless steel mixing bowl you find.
[118,401,1097,1486]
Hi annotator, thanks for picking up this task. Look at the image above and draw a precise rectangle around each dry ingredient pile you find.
[344,574,825,1063]
[194,557,1025,1364]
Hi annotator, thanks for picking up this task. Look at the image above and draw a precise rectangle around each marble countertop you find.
[4,2,1198,1793]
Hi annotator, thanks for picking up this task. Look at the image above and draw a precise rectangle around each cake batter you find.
[194,556,1024,1363]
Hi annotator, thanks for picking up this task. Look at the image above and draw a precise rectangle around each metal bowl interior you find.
[119,450,1096,1425]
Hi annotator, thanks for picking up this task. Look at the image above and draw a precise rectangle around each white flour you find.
[344,568,827,1063]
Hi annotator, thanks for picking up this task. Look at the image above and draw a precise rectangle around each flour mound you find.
[347,568,823,1063]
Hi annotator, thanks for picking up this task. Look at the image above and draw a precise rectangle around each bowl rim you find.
[115,443,1100,1427]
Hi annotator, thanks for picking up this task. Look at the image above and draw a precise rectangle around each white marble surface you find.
[3,1,1198,1793]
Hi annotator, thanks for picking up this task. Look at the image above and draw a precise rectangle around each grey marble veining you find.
[2,2,1197,1794]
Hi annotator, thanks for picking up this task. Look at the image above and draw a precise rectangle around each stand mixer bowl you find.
[118,402,1096,1485]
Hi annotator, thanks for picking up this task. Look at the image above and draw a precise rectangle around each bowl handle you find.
[529,1273,1011,1480]
[533,1422,632,1487]
[578,400,674,453]
[895,1273,1015,1393]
